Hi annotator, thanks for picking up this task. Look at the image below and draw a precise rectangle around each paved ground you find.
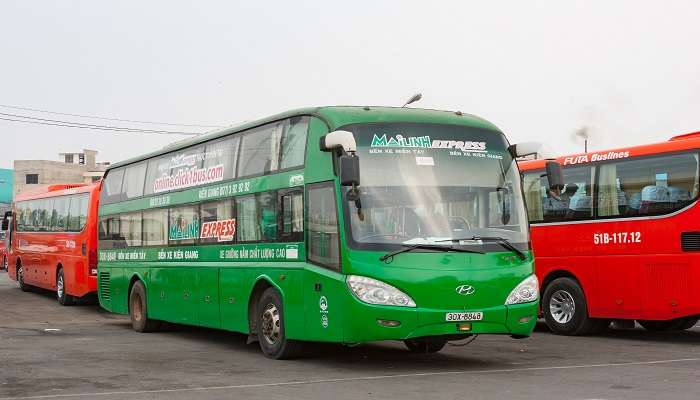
[0,272,698,400]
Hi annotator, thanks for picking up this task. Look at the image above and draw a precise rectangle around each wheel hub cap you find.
[261,303,281,345]
[550,290,576,324]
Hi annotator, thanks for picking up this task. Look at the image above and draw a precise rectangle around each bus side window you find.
[595,152,699,218]
[522,172,545,223]
[279,190,303,242]
[279,117,309,170]
[307,182,340,271]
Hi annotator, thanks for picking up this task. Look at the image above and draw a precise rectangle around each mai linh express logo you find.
[370,134,487,153]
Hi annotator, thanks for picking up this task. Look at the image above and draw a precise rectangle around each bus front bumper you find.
[342,301,538,343]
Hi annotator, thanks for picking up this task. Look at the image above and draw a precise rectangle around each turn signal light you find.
[457,323,472,332]
[519,316,534,324]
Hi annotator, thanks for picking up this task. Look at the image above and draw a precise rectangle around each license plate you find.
[445,312,483,322]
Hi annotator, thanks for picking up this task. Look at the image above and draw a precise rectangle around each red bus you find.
[2,183,100,305]
[520,132,700,335]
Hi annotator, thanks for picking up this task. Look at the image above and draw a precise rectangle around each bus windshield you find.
[343,122,528,250]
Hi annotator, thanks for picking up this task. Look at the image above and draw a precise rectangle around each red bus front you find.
[5,183,100,304]
[520,132,700,334]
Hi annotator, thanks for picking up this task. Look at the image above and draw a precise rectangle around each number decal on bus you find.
[593,232,641,245]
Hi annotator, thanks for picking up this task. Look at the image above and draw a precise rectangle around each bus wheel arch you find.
[248,278,276,336]
[128,278,160,332]
[127,274,146,312]
[249,281,302,359]
[56,264,75,306]
[541,272,609,336]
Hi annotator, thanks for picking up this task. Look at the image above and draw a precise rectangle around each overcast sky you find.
[2,1,700,169]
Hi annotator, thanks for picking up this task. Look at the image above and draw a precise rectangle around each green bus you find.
[97,106,548,359]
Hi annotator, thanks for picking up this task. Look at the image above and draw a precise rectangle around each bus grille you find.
[681,232,700,252]
[99,272,111,301]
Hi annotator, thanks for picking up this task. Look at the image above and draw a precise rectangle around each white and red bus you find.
[2,183,100,305]
[520,132,700,335]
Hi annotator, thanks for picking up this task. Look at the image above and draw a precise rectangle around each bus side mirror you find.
[508,142,541,158]
[545,161,564,190]
[340,155,360,187]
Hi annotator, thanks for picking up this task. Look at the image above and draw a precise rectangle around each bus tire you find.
[542,277,602,336]
[404,336,448,353]
[56,268,75,306]
[678,317,699,330]
[129,281,160,333]
[638,317,699,331]
[17,263,31,292]
[256,287,302,359]
[3,256,7,272]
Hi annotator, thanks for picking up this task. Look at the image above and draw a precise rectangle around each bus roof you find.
[15,183,98,202]
[519,130,700,171]
[107,106,502,170]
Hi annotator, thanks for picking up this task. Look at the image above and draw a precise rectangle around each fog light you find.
[457,323,472,332]
[518,316,534,324]
[377,319,401,327]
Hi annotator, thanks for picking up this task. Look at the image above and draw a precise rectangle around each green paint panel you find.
[98,106,538,346]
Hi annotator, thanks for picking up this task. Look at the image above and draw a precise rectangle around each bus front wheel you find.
[542,277,609,336]
[256,287,302,359]
[129,281,160,333]
[56,269,75,306]
[638,317,699,331]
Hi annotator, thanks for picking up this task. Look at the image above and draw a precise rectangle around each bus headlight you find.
[505,275,539,305]
[347,275,416,307]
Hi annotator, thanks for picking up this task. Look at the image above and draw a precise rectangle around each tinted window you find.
[238,122,284,177]
[523,165,594,223]
[52,197,69,232]
[98,216,124,249]
[236,195,259,241]
[144,156,167,196]
[281,191,304,242]
[143,209,168,246]
[123,162,148,199]
[235,192,277,242]
[67,194,89,231]
[102,168,125,204]
[119,213,142,247]
[596,152,699,218]
[204,136,239,181]
[279,117,309,170]
[38,199,52,231]
[307,183,340,270]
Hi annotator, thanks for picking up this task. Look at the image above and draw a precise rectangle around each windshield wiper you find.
[379,244,484,262]
[436,236,527,261]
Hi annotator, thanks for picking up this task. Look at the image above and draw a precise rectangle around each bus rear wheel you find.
[542,277,609,336]
[404,336,448,353]
[256,287,302,359]
[129,281,160,333]
[56,269,75,306]
[638,317,699,331]
[17,264,31,292]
